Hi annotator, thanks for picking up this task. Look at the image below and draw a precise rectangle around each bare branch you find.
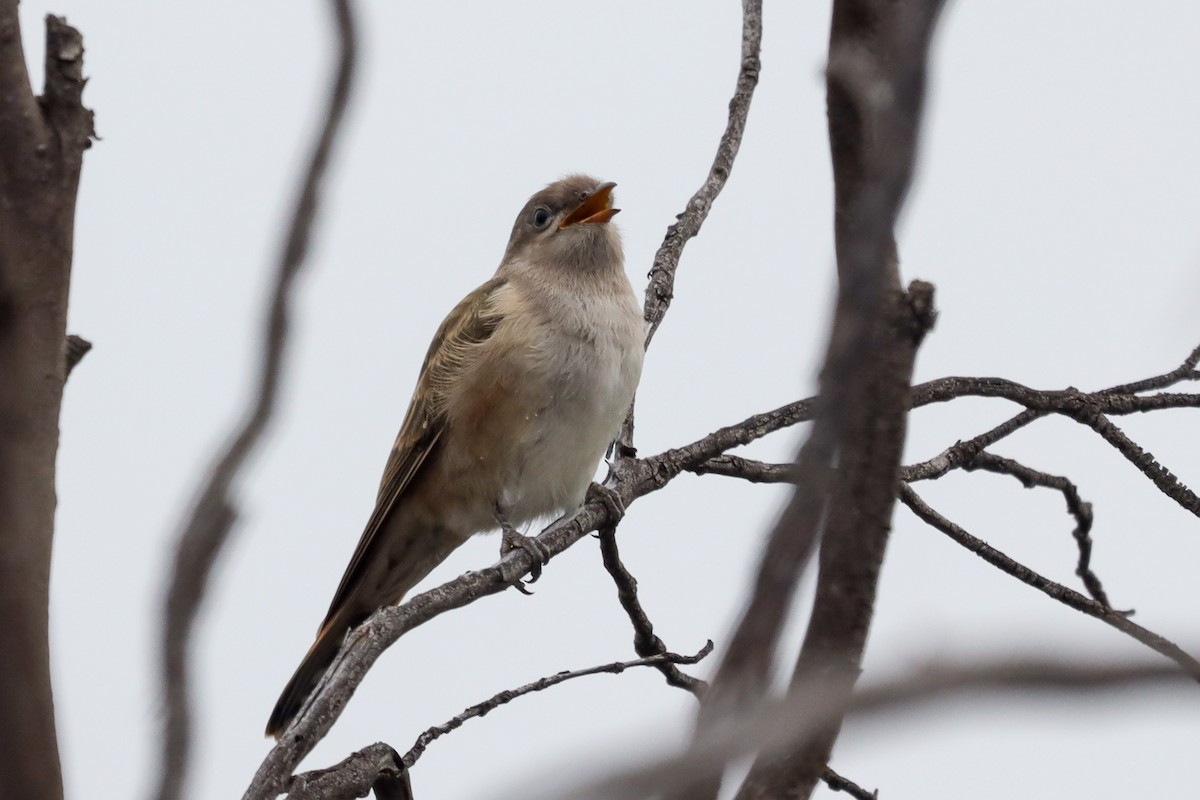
[690,454,797,484]
[654,362,1200,489]
[963,451,1116,609]
[155,3,358,799]
[286,743,410,800]
[597,525,709,697]
[905,342,1200,482]
[899,484,1200,679]
[641,0,762,349]
[564,655,1192,800]
[913,376,1200,416]
[911,381,1200,516]
[1105,342,1200,395]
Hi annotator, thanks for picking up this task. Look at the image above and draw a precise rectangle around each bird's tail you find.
[265,605,358,738]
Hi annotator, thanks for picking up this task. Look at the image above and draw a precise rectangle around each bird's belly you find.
[502,388,616,521]
[503,331,636,523]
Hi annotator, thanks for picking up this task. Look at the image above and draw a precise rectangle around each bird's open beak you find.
[559,182,620,228]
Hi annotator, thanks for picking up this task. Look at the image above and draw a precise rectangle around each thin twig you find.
[597,525,709,697]
[401,646,713,769]
[618,0,762,451]
[1105,343,1200,394]
[1068,411,1200,518]
[899,484,1200,679]
[905,343,1200,482]
[641,0,762,348]
[155,3,358,799]
[963,451,1117,609]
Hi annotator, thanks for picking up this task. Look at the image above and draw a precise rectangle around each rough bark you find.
[0,8,93,800]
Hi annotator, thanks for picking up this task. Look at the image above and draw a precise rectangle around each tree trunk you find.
[0,9,93,800]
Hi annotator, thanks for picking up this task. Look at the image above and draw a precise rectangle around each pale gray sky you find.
[19,1,1200,798]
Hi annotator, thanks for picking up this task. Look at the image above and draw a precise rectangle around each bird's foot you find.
[587,481,626,524]
[497,515,550,594]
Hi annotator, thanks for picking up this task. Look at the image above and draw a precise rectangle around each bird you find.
[265,175,645,738]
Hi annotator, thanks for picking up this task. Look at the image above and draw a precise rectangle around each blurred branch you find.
[563,654,1191,800]
[155,2,358,799]
[682,0,949,796]
[822,767,877,800]
[899,484,1200,679]
[963,451,1117,609]
[598,525,709,697]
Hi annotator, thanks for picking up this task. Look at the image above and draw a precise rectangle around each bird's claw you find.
[500,526,550,591]
[587,481,626,523]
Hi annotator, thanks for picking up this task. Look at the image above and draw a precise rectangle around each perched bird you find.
[266,175,645,738]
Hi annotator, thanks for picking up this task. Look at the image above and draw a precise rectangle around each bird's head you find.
[502,175,623,273]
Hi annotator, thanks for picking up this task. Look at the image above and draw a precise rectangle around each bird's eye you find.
[532,207,552,229]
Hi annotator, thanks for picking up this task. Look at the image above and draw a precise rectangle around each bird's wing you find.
[318,276,510,628]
